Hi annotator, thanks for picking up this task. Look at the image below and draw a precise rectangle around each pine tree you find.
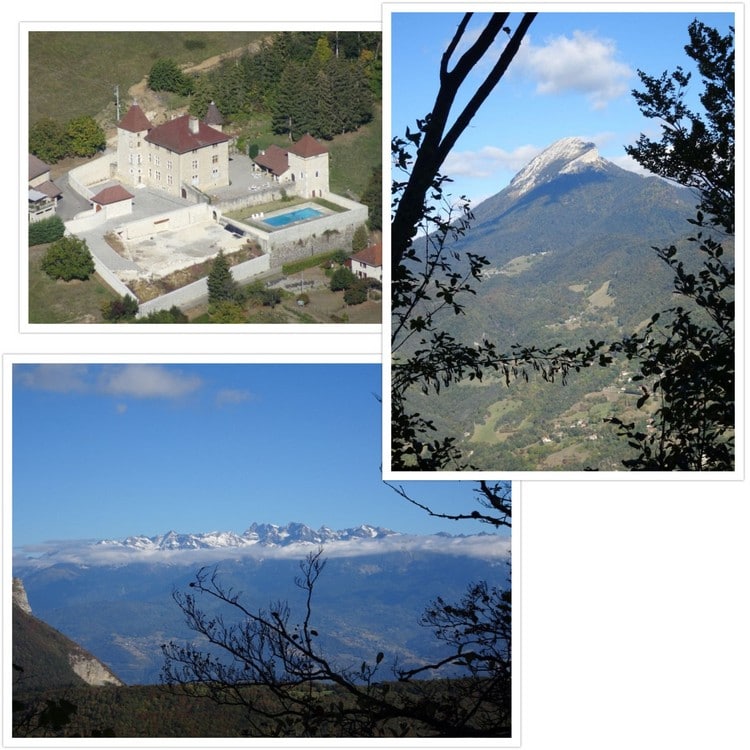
[207,250,237,304]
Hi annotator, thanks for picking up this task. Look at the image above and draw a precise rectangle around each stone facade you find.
[116,104,230,198]
[253,133,329,199]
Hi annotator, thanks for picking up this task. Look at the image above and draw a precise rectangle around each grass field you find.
[28,31,268,125]
[28,244,117,324]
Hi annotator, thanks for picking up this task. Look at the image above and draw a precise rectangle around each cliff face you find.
[12,578,32,614]
[12,578,124,689]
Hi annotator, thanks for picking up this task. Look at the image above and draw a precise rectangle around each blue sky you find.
[390,8,735,206]
[12,363,509,547]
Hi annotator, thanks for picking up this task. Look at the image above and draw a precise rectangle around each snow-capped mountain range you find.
[97,522,400,551]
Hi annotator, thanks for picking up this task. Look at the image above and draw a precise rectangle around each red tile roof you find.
[351,243,382,268]
[118,104,153,133]
[289,133,328,158]
[145,114,229,154]
[254,144,289,176]
[91,185,134,205]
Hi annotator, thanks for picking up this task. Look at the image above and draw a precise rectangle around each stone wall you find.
[120,203,213,240]
[67,154,115,199]
[137,253,270,316]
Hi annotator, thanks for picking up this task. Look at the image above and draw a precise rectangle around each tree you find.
[207,250,238,304]
[29,118,68,163]
[64,116,106,158]
[605,20,734,470]
[361,165,382,231]
[390,14,733,472]
[40,235,95,281]
[391,13,536,271]
[351,224,368,253]
[148,58,193,95]
[162,482,512,737]
[101,294,139,322]
[390,13,606,470]
[330,266,355,292]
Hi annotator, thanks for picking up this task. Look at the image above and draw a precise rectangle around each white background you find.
[4,3,748,749]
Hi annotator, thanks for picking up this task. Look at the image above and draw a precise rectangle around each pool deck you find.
[246,202,334,232]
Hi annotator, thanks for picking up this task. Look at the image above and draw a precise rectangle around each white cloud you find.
[609,153,654,176]
[97,365,202,399]
[15,364,91,393]
[517,30,633,109]
[444,143,544,180]
[13,534,510,569]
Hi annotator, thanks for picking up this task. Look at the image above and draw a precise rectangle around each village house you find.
[116,102,231,198]
[253,133,330,198]
[28,154,62,222]
[349,242,382,282]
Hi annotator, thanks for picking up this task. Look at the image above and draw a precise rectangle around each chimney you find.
[189,116,199,135]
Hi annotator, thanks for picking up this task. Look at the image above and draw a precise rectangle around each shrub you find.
[330,266,355,292]
[344,279,368,305]
[136,306,189,324]
[209,300,247,323]
[101,294,139,322]
[243,280,283,308]
[331,249,349,265]
[29,216,65,246]
[40,235,95,281]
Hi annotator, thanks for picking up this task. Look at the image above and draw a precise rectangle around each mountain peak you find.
[508,137,608,198]
[95,522,401,552]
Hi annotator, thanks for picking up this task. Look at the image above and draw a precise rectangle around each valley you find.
[393,136,723,471]
[13,522,509,686]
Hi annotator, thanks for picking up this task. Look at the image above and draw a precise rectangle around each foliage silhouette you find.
[605,20,734,470]
[390,15,734,471]
[391,12,613,470]
[162,483,512,737]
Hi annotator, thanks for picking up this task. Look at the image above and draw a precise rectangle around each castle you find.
[115,102,331,202]
[115,102,231,198]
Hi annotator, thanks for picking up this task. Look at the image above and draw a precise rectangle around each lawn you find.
[28,244,117,324]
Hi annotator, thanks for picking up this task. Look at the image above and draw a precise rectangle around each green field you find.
[28,31,268,125]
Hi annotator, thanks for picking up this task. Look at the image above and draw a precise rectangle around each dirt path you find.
[125,39,269,126]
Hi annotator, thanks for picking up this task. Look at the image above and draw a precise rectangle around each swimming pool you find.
[263,206,323,228]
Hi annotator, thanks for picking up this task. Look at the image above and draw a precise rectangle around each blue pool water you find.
[264,207,323,227]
